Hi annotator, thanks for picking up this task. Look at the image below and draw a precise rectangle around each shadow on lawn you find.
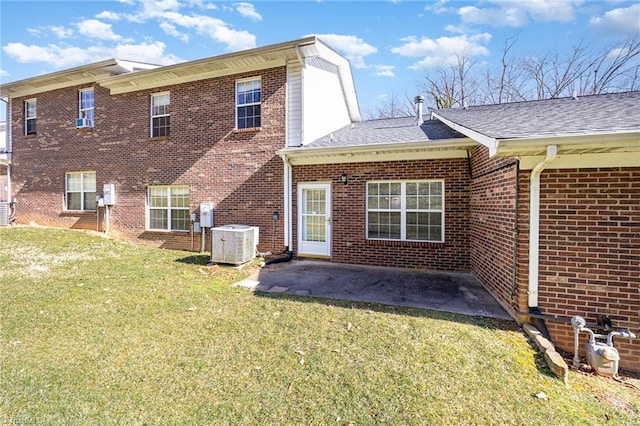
[175,254,211,265]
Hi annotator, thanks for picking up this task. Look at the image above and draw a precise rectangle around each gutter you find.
[527,145,557,338]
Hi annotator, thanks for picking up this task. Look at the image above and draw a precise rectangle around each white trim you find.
[235,77,261,130]
[297,182,332,257]
[366,180,445,243]
[431,110,497,156]
[65,171,97,212]
[150,92,170,138]
[519,152,640,170]
[147,185,190,232]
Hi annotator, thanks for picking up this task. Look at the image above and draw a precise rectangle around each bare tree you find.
[424,53,478,109]
[364,92,415,119]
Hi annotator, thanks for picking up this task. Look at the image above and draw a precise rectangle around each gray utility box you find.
[211,225,259,265]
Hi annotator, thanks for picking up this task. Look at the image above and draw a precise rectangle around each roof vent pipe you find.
[414,95,424,126]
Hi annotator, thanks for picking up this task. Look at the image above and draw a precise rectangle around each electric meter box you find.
[103,183,116,205]
[200,202,214,228]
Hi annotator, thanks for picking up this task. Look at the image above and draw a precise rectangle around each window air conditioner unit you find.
[76,118,92,128]
[0,202,9,226]
[211,225,259,265]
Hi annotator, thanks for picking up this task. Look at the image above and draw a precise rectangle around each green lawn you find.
[1,227,638,425]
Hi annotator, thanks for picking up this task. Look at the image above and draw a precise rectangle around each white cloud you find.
[76,19,122,41]
[314,34,377,68]
[122,1,257,51]
[459,5,527,27]
[456,0,583,28]
[96,11,121,21]
[234,2,262,22]
[589,4,640,35]
[374,65,395,77]
[49,26,74,39]
[2,40,182,69]
[159,22,190,42]
[0,69,9,77]
[391,34,491,70]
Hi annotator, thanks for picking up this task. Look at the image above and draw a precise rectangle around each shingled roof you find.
[431,91,640,140]
[305,115,465,149]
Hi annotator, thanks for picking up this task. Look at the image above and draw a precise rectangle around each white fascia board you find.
[103,58,288,95]
[278,138,475,165]
[496,131,640,157]
[430,111,497,156]
[519,152,640,170]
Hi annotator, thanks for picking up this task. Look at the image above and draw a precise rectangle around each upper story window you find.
[66,171,97,211]
[79,88,94,127]
[367,180,444,242]
[236,78,261,129]
[25,99,37,135]
[151,92,170,137]
[148,186,189,231]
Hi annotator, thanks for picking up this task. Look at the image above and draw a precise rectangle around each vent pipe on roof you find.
[414,95,424,126]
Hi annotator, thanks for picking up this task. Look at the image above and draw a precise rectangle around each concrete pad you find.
[266,285,289,293]
[232,279,260,289]
[253,260,512,320]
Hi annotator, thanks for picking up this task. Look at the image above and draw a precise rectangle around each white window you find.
[25,99,37,135]
[148,186,189,231]
[236,78,261,129]
[79,88,94,127]
[151,92,170,137]
[367,181,444,242]
[66,172,97,211]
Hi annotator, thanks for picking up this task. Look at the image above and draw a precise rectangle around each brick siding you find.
[517,167,640,372]
[10,67,287,252]
[292,158,471,270]
[469,146,519,315]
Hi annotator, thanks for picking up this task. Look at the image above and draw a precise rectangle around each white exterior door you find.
[298,183,331,257]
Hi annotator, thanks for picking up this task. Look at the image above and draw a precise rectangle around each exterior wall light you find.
[341,173,348,185]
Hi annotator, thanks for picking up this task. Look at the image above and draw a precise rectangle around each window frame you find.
[235,77,261,130]
[25,98,37,135]
[79,88,95,127]
[366,180,445,243]
[65,171,97,212]
[150,92,170,138]
[147,185,190,232]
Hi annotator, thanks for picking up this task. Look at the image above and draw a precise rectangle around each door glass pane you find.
[302,188,326,242]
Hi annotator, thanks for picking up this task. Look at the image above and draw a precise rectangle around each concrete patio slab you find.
[248,260,512,320]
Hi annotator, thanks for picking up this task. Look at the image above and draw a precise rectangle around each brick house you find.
[1,37,638,371]
[280,91,639,371]
[0,37,359,249]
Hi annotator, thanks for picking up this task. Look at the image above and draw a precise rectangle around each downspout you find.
[294,45,305,146]
[528,145,557,338]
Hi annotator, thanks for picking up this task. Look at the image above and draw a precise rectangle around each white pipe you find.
[281,154,292,248]
[528,145,557,307]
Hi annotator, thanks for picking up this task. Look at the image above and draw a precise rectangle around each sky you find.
[1,0,639,120]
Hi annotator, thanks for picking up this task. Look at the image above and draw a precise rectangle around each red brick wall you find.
[292,158,471,270]
[469,146,519,315]
[10,67,287,252]
[518,167,640,372]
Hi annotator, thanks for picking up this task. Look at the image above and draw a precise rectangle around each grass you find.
[1,227,638,425]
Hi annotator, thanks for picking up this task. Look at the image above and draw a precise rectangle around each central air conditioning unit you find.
[211,225,259,265]
[0,202,9,226]
[76,118,92,128]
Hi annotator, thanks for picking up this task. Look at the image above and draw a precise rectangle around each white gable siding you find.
[286,60,303,147]
[301,57,351,145]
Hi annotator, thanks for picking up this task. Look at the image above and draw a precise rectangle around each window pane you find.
[170,187,189,208]
[150,209,168,230]
[67,193,81,210]
[171,209,189,231]
[82,173,96,191]
[149,187,167,208]
[67,174,81,191]
[84,192,97,211]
